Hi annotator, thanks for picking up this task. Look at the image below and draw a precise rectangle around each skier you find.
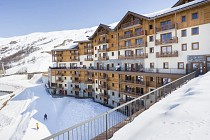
[44,113,48,120]
[36,122,39,130]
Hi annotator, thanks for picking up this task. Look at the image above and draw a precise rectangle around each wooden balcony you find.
[156,51,178,58]
[119,42,147,50]
[98,30,108,36]
[119,53,148,60]
[119,30,146,40]
[71,74,80,77]
[84,51,93,55]
[98,93,109,99]
[85,73,93,77]
[71,52,79,56]
[98,56,109,61]
[121,19,142,29]
[98,48,108,52]
[85,45,93,49]
[71,58,80,62]
[98,85,108,90]
[56,78,63,82]
[121,79,146,86]
[98,75,108,81]
[97,39,108,45]
[85,88,94,92]
[84,79,93,84]
[120,90,142,98]
[72,87,80,92]
[155,37,178,45]
[72,80,80,83]
[156,24,176,32]
[84,58,93,61]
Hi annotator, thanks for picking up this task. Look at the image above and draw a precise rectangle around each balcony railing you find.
[98,93,109,99]
[84,79,93,84]
[119,42,147,50]
[156,51,178,58]
[120,89,143,97]
[98,39,108,44]
[84,58,93,61]
[71,73,80,77]
[119,30,146,40]
[98,30,108,36]
[71,58,80,61]
[56,78,63,82]
[98,56,109,61]
[121,19,141,29]
[121,79,146,86]
[72,87,80,91]
[72,80,80,83]
[98,85,108,90]
[71,52,79,55]
[84,51,93,55]
[98,75,108,81]
[155,37,178,45]
[98,48,108,52]
[156,24,176,32]
[119,53,148,60]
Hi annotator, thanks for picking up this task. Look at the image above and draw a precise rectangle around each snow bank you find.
[111,72,210,140]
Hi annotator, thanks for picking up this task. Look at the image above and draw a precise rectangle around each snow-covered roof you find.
[143,0,208,18]
[52,43,78,51]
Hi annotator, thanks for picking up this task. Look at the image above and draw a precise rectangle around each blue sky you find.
[0,0,178,37]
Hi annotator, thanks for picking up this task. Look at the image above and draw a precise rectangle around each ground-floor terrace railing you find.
[43,71,197,140]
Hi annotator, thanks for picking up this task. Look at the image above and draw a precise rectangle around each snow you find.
[111,72,210,140]
[52,43,78,51]
[143,0,206,17]
[0,75,116,140]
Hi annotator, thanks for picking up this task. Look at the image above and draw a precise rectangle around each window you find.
[112,83,114,87]
[161,33,172,42]
[192,42,199,50]
[95,47,97,50]
[149,47,154,53]
[136,38,143,45]
[182,15,186,22]
[112,92,115,96]
[150,77,154,81]
[125,50,133,56]
[160,20,171,30]
[178,62,184,69]
[192,27,199,35]
[161,46,172,54]
[118,51,120,55]
[112,74,114,77]
[96,88,98,91]
[112,52,114,56]
[65,84,67,87]
[96,80,97,84]
[111,35,114,38]
[125,40,131,46]
[181,30,187,37]
[112,63,114,67]
[149,24,153,30]
[149,36,154,42]
[112,100,114,105]
[150,63,154,69]
[192,12,198,20]
[64,71,66,73]
[64,77,66,80]
[111,43,114,47]
[182,44,187,51]
[80,62,83,65]
[136,49,143,55]
[163,62,169,69]
[95,54,97,57]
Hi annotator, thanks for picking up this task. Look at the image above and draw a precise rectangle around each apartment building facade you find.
[49,0,210,108]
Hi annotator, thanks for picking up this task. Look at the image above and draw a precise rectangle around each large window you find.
[160,20,171,29]
[124,31,132,37]
[192,27,199,35]
[161,33,172,42]
[161,46,172,54]
[125,40,131,46]
[136,38,143,45]
[192,42,199,50]
[136,49,143,55]
[192,12,198,20]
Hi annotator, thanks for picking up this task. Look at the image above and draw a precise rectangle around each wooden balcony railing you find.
[71,52,79,55]
[98,30,108,36]
[71,58,80,61]
[119,53,148,60]
[121,79,146,86]
[98,75,108,81]
[71,74,80,77]
[98,48,108,52]
[84,80,93,84]
[84,58,93,61]
[120,89,143,97]
[84,51,93,55]
[98,93,109,99]
[98,39,108,45]
[156,51,178,58]
[156,23,176,32]
[98,56,109,61]
[121,19,141,29]
[72,80,80,83]
[72,87,80,91]
[155,37,178,45]
[98,85,108,90]
[119,42,147,50]
[119,30,146,40]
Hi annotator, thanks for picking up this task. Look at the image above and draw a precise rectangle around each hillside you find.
[0,26,98,75]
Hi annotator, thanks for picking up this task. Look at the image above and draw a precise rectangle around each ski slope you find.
[0,75,115,140]
[111,72,210,140]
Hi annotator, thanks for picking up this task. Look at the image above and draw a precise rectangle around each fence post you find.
[106,113,108,140]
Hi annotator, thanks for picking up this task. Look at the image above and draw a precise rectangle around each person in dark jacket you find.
[44,114,47,120]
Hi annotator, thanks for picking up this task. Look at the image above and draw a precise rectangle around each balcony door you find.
[161,46,172,54]
[161,33,172,43]
[161,20,171,29]
[125,50,133,56]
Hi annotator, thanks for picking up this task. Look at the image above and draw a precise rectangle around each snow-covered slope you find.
[0,27,98,75]
[111,72,210,140]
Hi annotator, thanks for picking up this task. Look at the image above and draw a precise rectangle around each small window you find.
[80,62,83,65]
[163,62,169,69]
[111,43,114,47]
[95,54,97,57]
[182,15,186,22]
[95,47,97,50]
[112,74,114,77]
[150,77,154,81]
[118,94,120,98]
[112,100,114,105]
[96,80,97,84]
[192,27,199,35]
[64,77,66,80]
[182,44,187,51]
[181,30,187,37]
[150,63,154,69]
[111,35,114,38]
[149,24,153,30]
[178,62,184,69]
[149,36,154,42]
[112,83,114,87]
[118,51,120,55]
[149,47,154,53]
[112,92,115,96]
[192,12,198,20]
[112,52,114,56]
[64,71,66,73]
[192,42,199,50]
[112,63,114,67]
[65,84,67,87]
[96,88,98,91]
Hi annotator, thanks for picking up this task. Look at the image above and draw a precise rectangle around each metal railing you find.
[43,71,197,140]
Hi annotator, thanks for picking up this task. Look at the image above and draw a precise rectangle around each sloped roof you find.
[52,43,78,51]
[89,24,114,39]
[172,0,195,7]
